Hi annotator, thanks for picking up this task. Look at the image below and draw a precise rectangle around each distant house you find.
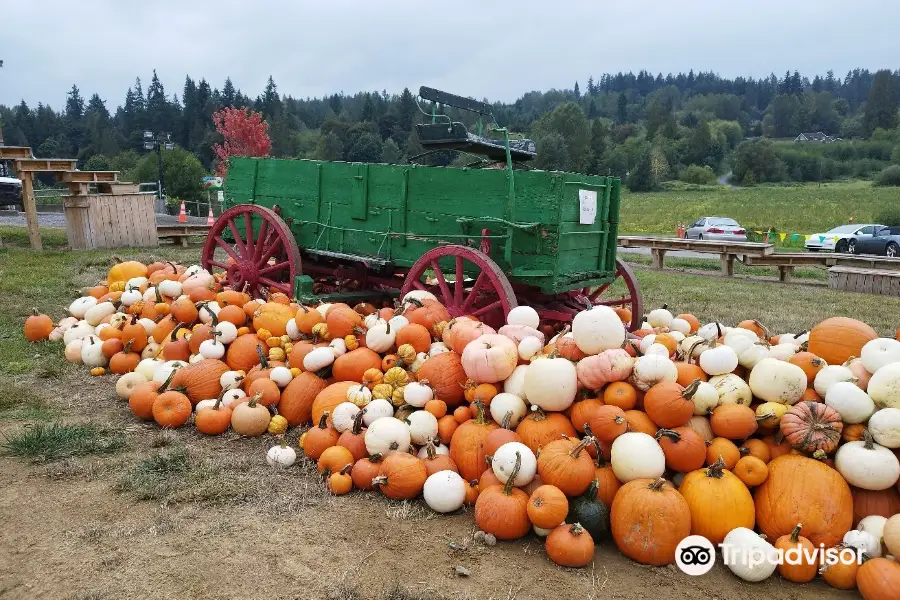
[794,132,842,143]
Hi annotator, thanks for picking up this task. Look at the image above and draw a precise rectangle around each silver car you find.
[805,224,884,253]
[685,217,747,241]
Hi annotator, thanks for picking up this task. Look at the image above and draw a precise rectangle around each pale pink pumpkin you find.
[461,334,519,384]
[181,272,216,295]
[497,324,546,346]
[576,348,634,390]
[443,319,496,354]
[844,357,871,391]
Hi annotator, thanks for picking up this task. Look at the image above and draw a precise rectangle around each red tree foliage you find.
[212,107,272,177]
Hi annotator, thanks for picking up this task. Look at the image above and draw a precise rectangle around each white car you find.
[805,224,884,253]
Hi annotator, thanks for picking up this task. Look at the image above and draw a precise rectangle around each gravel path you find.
[0,211,208,230]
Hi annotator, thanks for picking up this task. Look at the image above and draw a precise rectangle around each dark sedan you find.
[849,225,900,257]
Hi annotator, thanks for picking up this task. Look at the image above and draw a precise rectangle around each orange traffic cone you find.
[206,206,214,226]
[178,200,187,223]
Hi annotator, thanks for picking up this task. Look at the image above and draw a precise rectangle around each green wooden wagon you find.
[201,87,642,330]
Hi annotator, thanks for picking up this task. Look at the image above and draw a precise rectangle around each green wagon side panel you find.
[224,157,621,294]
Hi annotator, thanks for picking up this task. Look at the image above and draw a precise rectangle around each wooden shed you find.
[63,192,159,249]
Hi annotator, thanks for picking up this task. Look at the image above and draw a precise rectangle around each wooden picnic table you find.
[743,252,900,282]
[616,236,775,276]
[157,224,211,247]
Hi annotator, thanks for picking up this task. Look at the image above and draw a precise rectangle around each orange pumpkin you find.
[252,302,295,337]
[421,442,459,476]
[674,362,707,387]
[624,410,658,436]
[655,427,706,473]
[449,401,498,482]
[351,455,383,491]
[278,372,328,426]
[592,458,622,505]
[527,484,569,529]
[706,437,741,469]
[24,311,53,342]
[709,404,758,440]
[326,305,362,339]
[128,372,175,421]
[536,437,595,497]
[225,334,265,371]
[302,413,340,460]
[332,348,382,382]
[516,408,577,454]
[603,381,637,410]
[373,452,427,500]
[733,455,768,487]
[151,390,192,428]
[416,351,467,406]
[474,455,531,540]
[851,486,900,524]
[195,397,233,435]
[545,523,595,568]
[403,298,450,333]
[788,351,827,382]
[294,305,324,334]
[807,316,878,366]
[311,381,358,426]
[780,401,843,454]
[754,454,853,547]
[739,438,771,463]
[569,398,606,434]
[857,558,900,600]
[394,323,432,354]
[611,478,691,566]
[774,523,817,583]
[643,381,695,428]
[588,405,628,443]
[679,458,755,544]
[675,313,700,333]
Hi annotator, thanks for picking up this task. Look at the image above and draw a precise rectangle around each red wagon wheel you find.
[400,245,517,330]
[579,258,643,331]
[201,205,301,298]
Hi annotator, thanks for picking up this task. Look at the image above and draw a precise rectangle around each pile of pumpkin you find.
[23,258,900,597]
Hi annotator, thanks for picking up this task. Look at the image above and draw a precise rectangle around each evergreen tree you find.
[146,70,170,134]
[315,132,343,161]
[65,85,85,119]
[329,94,342,116]
[586,76,595,96]
[221,77,236,107]
[864,70,899,136]
[627,145,656,192]
[381,138,401,163]
[574,81,580,99]
[360,94,376,122]
[398,88,417,135]
[616,92,628,123]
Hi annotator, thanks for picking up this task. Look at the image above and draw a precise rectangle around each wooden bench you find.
[743,253,900,283]
[617,236,775,276]
[828,267,900,296]
[157,224,210,247]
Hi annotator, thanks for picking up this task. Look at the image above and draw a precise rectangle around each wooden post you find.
[20,172,42,250]
[720,254,734,276]
[779,266,794,283]
[651,248,667,270]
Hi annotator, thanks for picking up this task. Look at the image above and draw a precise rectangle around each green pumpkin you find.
[566,479,610,542]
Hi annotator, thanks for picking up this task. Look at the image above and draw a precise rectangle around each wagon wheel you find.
[201,205,301,298]
[400,245,517,330]
[578,257,643,332]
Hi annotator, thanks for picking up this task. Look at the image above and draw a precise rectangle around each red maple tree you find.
[212,107,272,177]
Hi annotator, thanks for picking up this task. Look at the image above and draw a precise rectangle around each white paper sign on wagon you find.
[579,189,597,225]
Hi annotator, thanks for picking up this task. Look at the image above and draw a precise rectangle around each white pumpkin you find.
[197,302,220,325]
[221,388,247,409]
[824,381,876,424]
[867,408,900,448]
[610,432,665,482]
[48,316,78,342]
[269,366,293,388]
[364,417,411,455]
[137,318,157,335]
[188,353,204,364]
[884,515,900,557]
[631,355,678,391]
[214,321,238,345]
[858,515,888,555]
[135,357,164,380]
[346,384,373,407]
[868,363,900,409]
[365,320,396,353]
[157,279,183,299]
[669,318,692,335]
[571,305,626,355]
[709,374,753,406]
[638,334,658,355]
[405,410,438,446]
[141,341,160,359]
[834,432,900,490]
[523,357,577,411]
[861,338,900,374]
[387,314,409,333]
[423,470,466,514]
[680,335,709,358]
[490,442,536,486]
[63,320,95,344]
[401,290,437,306]
[814,365,858,398]
[518,336,543,361]
[722,527,779,582]
[329,338,347,358]
[428,342,450,357]
[115,371,148,399]
[724,334,755,357]
[80,336,107,367]
[266,440,297,468]
[153,361,186,385]
[361,399,393,426]
[409,352,428,373]
[303,346,337,371]
[220,370,245,390]
[199,338,226,360]
[646,306,673,329]
[68,296,97,319]
[697,322,725,342]
[417,442,450,458]
[725,327,760,345]
[182,264,207,278]
[644,343,671,358]
[842,529,881,558]
[691,381,720,415]
[768,343,798,361]
[285,319,302,341]
[738,344,771,370]
[316,303,332,319]
[747,358,807,404]
[489,393,528,428]
[64,339,85,363]
[403,381,433,408]
[503,365,529,400]
[699,343,739,376]
[533,525,552,537]
[506,306,540,330]
[332,402,361,433]
[120,287,143,307]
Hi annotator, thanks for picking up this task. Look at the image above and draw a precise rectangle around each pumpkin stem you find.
[790,523,803,544]
[569,522,586,536]
[256,343,269,369]
[122,339,134,354]
[862,428,875,450]
[212,388,228,410]
[648,477,666,491]
[472,400,489,425]
[654,428,682,443]
[753,320,771,341]
[158,369,177,393]
[351,408,366,435]
[502,452,521,497]
[681,378,701,400]
[316,412,329,430]
[501,411,513,430]
[368,453,384,463]
[706,456,726,478]
[278,435,288,450]
[339,463,353,475]
[568,436,594,459]
[584,425,606,467]
[528,406,547,422]
[686,339,706,361]
[425,439,438,461]
[371,475,387,487]
[170,322,187,341]
[246,392,263,408]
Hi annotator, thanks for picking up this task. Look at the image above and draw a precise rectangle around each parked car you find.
[805,223,884,253]
[849,225,900,257]
[684,217,747,241]
[0,176,23,209]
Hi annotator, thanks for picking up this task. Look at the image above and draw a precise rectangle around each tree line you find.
[1,67,898,199]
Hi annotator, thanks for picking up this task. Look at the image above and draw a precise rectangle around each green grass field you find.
[619,180,899,236]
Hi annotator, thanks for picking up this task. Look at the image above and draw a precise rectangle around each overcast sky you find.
[2,0,898,111]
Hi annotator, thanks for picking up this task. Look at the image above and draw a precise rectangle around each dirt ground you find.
[0,245,861,600]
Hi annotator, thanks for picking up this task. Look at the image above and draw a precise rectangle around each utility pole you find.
[143,130,174,203]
